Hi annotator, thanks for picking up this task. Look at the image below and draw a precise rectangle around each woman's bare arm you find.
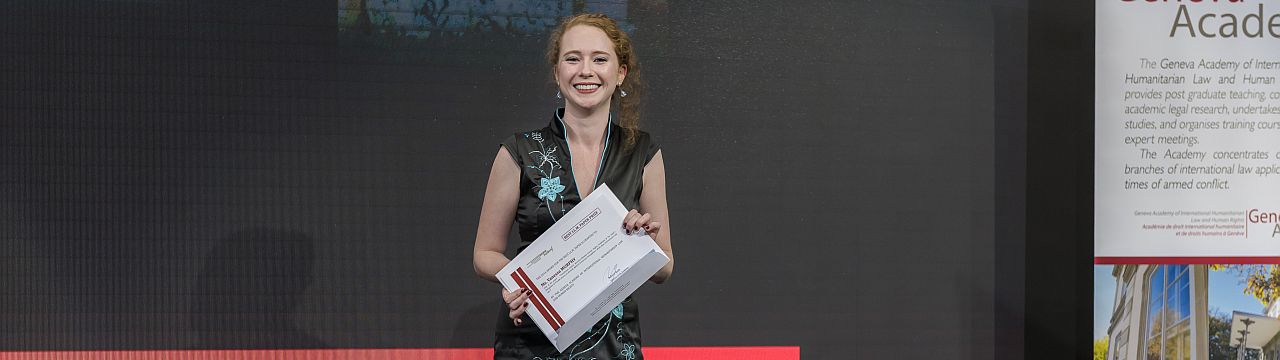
[473,146,521,283]
[638,150,674,283]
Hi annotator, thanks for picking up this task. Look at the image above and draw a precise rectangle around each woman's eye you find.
[593,57,608,63]
[565,57,579,62]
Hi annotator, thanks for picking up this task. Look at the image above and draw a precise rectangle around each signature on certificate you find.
[606,264,621,281]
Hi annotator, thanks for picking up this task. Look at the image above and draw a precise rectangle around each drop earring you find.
[620,89,628,98]
[556,90,561,99]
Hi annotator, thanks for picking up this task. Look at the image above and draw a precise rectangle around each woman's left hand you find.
[623,209,661,237]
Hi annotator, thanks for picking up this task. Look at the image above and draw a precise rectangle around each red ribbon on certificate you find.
[510,267,566,329]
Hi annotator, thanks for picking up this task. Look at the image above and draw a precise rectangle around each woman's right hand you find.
[503,288,532,326]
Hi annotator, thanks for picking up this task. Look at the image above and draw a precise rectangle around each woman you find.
[472,13,675,360]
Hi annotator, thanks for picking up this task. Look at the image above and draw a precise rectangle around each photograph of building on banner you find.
[1096,264,1280,360]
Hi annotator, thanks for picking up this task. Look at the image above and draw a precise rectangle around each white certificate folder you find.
[496,184,670,352]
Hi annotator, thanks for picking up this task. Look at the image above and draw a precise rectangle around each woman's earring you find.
[556,90,562,99]
[619,87,627,98]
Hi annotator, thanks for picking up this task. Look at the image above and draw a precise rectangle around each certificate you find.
[496,183,670,352]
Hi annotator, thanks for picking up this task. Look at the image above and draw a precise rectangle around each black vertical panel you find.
[994,4,1028,360]
[1026,0,1093,359]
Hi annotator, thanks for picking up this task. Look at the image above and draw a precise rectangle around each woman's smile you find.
[573,82,602,94]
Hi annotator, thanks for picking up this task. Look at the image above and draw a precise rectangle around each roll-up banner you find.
[1095,1,1280,359]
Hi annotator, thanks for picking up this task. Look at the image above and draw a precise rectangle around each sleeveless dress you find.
[494,108,659,360]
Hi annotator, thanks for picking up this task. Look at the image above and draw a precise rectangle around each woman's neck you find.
[561,105,610,147]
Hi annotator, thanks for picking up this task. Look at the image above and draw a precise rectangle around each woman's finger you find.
[624,210,641,232]
[644,221,662,235]
[502,288,525,303]
[505,290,526,309]
[509,301,529,319]
[508,291,530,310]
[636,213,651,231]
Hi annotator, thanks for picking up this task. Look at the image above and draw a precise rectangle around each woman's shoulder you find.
[501,124,556,148]
[620,126,660,163]
[500,123,560,169]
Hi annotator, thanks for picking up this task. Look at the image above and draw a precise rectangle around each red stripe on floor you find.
[0,347,801,359]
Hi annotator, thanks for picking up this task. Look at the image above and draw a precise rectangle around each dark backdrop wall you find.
[1025,0,1093,359]
[2,0,1027,358]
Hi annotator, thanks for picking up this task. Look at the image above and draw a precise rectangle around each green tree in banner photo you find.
[1212,265,1280,306]
[1093,336,1108,360]
[1208,311,1251,360]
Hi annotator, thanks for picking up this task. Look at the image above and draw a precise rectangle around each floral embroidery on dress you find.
[559,315,612,359]
[611,304,624,319]
[526,131,568,219]
[538,177,565,201]
[543,302,634,360]
[617,343,637,360]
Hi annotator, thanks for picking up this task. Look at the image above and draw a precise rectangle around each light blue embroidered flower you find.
[611,304,624,319]
[538,177,565,201]
[618,343,636,360]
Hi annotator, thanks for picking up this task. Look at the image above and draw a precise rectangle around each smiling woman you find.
[546,13,646,150]
[471,13,674,360]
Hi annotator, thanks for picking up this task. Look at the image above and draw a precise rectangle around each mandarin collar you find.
[550,108,616,140]
[549,108,568,139]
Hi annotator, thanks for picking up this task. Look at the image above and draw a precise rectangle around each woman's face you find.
[556,25,626,113]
